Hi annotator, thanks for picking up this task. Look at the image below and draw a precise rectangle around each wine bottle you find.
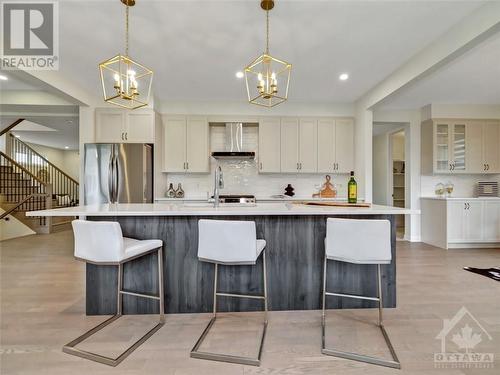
[348,171,357,204]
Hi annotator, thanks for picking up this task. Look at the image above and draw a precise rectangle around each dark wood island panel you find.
[86,214,396,315]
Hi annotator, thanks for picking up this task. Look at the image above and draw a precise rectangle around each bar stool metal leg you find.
[62,247,166,367]
[190,250,268,366]
[321,257,401,369]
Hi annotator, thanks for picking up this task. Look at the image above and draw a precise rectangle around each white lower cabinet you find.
[483,200,500,241]
[422,198,500,249]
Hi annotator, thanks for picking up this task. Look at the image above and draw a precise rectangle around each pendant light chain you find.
[265,9,270,54]
[125,4,129,57]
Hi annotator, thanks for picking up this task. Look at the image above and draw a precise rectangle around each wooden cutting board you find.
[294,201,371,208]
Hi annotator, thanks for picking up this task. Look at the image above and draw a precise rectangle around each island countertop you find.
[27,202,417,217]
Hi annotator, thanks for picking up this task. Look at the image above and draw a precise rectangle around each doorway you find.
[372,123,409,240]
[390,131,406,239]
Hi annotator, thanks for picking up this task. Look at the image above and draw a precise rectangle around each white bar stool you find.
[63,220,165,367]
[190,219,268,366]
[322,218,400,369]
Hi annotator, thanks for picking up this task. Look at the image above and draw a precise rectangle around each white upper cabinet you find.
[298,118,318,173]
[127,112,155,143]
[280,118,318,173]
[466,121,483,173]
[422,119,500,174]
[95,108,155,143]
[317,118,335,173]
[466,121,500,173]
[332,119,354,173]
[317,118,354,173]
[258,117,281,173]
[163,116,209,173]
[164,116,187,173]
[280,118,300,173]
[481,122,499,173]
[186,117,209,173]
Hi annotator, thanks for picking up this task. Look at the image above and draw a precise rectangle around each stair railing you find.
[7,133,79,207]
[0,151,52,226]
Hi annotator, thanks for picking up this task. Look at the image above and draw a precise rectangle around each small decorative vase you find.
[175,183,185,198]
[284,184,295,197]
[166,183,176,198]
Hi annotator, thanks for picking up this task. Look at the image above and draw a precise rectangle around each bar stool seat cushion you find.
[198,219,265,265]
[72,220,162,264]
[325,218,391,265]
[123,238,163,262]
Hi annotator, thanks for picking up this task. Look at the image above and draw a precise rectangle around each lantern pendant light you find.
[244,0,292,108]
[99,0,153,110]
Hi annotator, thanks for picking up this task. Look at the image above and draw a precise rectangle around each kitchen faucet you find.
[213,165,224,207]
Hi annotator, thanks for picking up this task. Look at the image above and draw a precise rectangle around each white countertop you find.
[27,202,416,217]
[421,196,500,201]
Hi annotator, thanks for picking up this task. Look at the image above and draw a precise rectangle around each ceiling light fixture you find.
[236,71,244,79]
[0,75,8,81]
[99,0,153,110]
[244,0,291,108]
[64,146,69,149]
[339,73,349,81]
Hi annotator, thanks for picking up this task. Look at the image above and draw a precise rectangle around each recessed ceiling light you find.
[0,75,7,81]
[339,73,349,81]
[64,146,69,149]
[235,71,244,79]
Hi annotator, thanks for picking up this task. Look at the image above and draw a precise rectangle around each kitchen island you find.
[28,202,414,315]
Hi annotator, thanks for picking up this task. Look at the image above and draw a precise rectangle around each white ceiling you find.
[56,0,485,104]
[378,30,500,110]
[1,116,79,150]
[0,74,43,91]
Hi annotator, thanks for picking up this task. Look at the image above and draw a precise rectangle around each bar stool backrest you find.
[198,219,257,263]
[72,220,124,263]
[325,218,391,264]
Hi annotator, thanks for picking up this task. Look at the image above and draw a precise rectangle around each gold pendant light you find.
[99,0,153,110]
[244,0,291,108]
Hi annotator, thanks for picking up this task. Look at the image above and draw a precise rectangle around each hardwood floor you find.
[1,230,499,374]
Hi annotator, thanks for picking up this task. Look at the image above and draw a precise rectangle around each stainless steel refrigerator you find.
[84,143,153,204]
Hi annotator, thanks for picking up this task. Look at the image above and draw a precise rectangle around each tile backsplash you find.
[161,124,350,199]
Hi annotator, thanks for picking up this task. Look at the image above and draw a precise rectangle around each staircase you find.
[1,133,79,234]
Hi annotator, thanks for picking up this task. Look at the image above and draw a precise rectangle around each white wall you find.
[0,208,35,241]
[25,142,80,181]
[160,124,350,199]
[372,134,389,205]
[392,131,405,160]
[158,101,355,118]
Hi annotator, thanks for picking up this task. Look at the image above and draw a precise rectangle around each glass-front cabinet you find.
[434,121,467,173]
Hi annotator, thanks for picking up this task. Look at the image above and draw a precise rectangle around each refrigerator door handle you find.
[108,150,115,202]
[113,154,119,203]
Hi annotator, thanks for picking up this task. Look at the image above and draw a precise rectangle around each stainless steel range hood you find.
[211,123,255,159]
